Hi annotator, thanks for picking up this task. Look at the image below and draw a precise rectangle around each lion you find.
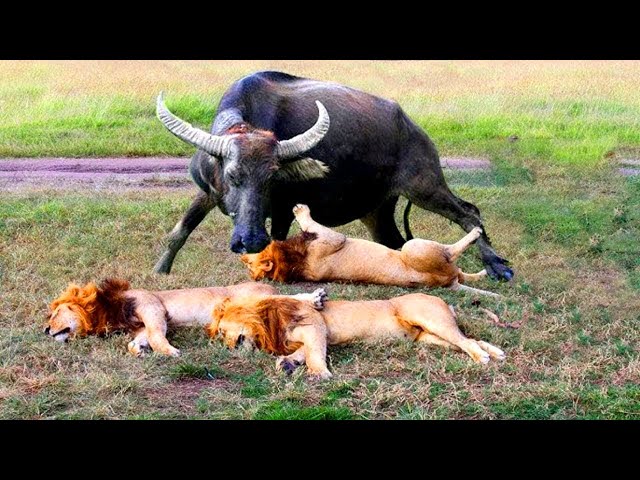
[44,278,327,357]
[208,292,506,379]
[241,204,499,297]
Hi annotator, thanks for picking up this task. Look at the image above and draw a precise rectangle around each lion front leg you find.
[276,346,307,375]
[288,315,332,379]
[127,328,151,357]
[145,319,181,357]
[134,297,181,357]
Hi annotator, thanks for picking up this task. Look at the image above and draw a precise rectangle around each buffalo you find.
[153,71,513,281]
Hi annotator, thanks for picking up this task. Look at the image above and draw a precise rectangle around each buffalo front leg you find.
[270,208,294,240]
[153,191,216,274]
[404,188,513,281]
[360,196,407,249]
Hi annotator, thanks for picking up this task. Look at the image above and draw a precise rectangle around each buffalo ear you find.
[275,158,330,182]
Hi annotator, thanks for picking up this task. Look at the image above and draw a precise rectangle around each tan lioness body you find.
[209,292,505,379]
[242,204,496,296]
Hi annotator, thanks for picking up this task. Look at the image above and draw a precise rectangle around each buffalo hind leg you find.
[360,196,406,249]
[153,191,216,274]
[404,189,513,281]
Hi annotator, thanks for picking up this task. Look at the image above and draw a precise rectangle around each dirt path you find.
[0,157,494,192]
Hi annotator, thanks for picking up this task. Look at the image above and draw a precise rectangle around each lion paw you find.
[308,370,333,380]
[293,204,310,217]
[128,341,151,358]
[311,288,328,310]
[475,352,491,365]
[276,357,301,375]
[166,346,181,357]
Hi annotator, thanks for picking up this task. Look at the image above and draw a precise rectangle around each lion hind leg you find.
[477,340,506,361]
[400,238,452,274]
[450,281,501,298]
[418,329,490,364]
[401,301,491,364]
[416,331,461,351]
[459,269,487,283]
[447,227,483,262]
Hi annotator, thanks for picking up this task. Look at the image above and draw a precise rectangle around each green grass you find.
[1,61,640,419]
[2,61,640,161]
[253,400,355,420]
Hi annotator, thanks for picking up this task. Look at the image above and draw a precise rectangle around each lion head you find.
[44,278,137,342]
[208,297,305,355]
[240,231,317,282]
[240,246,276,281]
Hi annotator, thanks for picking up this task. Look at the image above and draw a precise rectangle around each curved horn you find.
[275,101,330,160]
[156,92,232,158]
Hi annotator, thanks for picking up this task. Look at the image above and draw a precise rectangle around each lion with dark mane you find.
[45,278,326,357]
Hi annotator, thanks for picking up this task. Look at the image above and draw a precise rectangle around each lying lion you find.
[208,292,505,379]
[241,204,498,297]
[44,278,327,357]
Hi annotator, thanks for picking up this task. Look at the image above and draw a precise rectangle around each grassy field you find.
[1,61,639,419]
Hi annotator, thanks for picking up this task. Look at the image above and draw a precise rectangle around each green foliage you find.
[253,400,355,420]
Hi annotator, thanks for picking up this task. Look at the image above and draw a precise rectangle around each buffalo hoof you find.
[484,255,514,282]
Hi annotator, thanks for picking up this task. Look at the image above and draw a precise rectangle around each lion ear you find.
[208,300,229,337]
[275,158,330,182]
[261,260,274,272]
[80,283,99,302]
[212,299,230,320]
[65,284,81,297]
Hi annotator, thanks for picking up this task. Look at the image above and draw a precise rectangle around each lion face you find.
[210,302,258,351]
[217,317,257,351]
[44,303,87,342]
[240,252,274,281]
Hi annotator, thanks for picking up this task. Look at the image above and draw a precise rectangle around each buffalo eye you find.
[226,170,242,187]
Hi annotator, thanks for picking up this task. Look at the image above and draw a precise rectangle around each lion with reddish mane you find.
[208,293,505,379]
[45,278,326,357]
[241,204,499,297]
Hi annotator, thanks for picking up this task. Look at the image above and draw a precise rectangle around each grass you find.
[1,61,640,419]
[2,61,640,160]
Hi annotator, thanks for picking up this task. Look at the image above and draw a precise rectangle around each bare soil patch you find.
[0,156,493,192]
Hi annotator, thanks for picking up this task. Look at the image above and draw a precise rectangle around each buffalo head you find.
[156,93,330,254]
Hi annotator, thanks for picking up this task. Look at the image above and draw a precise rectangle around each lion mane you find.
[49,278,140,336]
[264,231,317,282]
[209,297,305,355]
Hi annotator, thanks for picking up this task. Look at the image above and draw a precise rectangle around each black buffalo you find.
[154,71,513,281]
